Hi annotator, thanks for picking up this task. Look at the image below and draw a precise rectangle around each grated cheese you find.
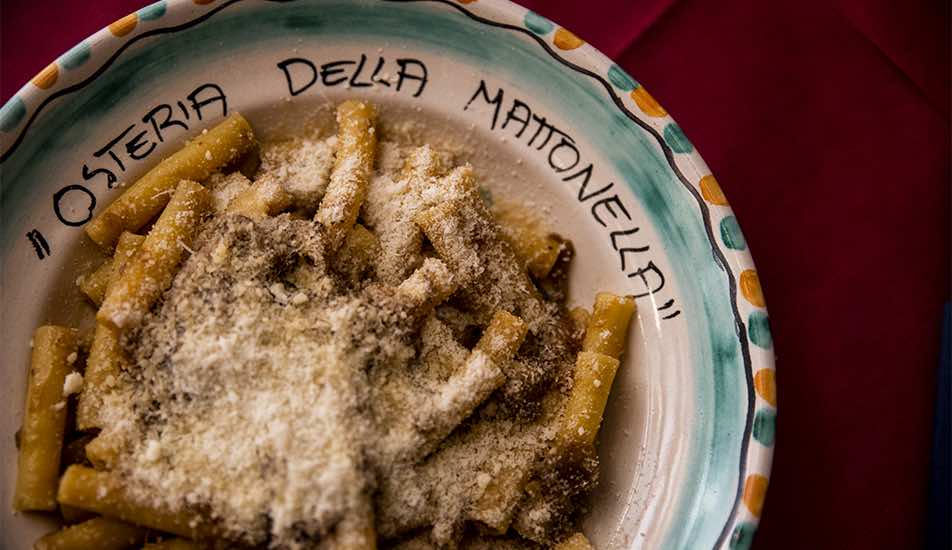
[62,372,83,396]
[96,126,587,549]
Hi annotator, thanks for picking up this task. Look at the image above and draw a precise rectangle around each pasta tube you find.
[394,258,458,317]
[494,203,563,279]
[581,292,636,358]
[414,199,481,285]
[79,261,113,306]
[57,466,215,540]
[226,176,292,219]
[468,459,535,533]
[372,146,443,285]
[77,231,144,429]
[84,432,121,470]
[13,326,78,511]
[98,180,210,330]
[416,311,527,450]
[315,100,377,252]
[559,293,636,451]
[34,517,147,550]
[85,113,254,249]
[475,310,529,363]
[401,144,445,180]
[558,352,620,450]
[76,325,122,431]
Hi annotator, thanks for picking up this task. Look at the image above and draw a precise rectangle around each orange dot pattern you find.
[32,64,59,90]
[554,28,585,50]
[109,13,138,37]
[739,269,766,308]
[631,86,667,117]
[699,175,728,206]
[743,474,768,517]
[753,369,776,407]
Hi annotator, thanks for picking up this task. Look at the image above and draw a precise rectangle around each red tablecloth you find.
[3,1,949,548]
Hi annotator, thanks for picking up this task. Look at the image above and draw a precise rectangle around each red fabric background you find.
[2,1,949,548]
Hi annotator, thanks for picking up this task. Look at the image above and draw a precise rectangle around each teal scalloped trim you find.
[523,11,554,35]
[720,215,747,250]
[0,96,26,132]
[61,41,91,70]
[608,64,637,91]
[752,409,776,446]
[729,522,757,550]
[139,1,168,21]
[748,311,772,349]
[664,122,694,153]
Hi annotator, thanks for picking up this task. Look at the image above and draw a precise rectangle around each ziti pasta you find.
[16,102,637,549]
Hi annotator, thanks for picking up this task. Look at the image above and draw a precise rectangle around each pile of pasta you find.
[14,101,636,550]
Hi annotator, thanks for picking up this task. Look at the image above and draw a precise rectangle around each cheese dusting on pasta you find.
[73,108,620,549]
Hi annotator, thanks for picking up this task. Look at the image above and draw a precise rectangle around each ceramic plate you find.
[0,1,775,548]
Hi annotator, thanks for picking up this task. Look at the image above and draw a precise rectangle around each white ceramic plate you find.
[0,1,776,548]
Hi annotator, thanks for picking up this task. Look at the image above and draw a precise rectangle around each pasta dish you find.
[14,101,635,550]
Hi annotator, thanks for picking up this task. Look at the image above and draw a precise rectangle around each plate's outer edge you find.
[0,1,776,549]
